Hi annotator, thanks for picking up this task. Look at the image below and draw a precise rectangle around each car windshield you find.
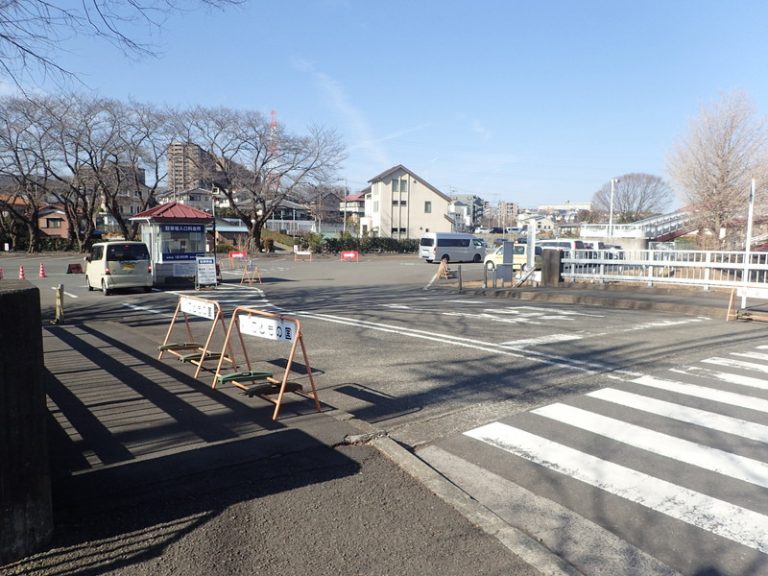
[106,243,149,261]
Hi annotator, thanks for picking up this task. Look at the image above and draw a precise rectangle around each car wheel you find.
[102,281,111,296]
[473,253,481,263]
[143,286,152,293]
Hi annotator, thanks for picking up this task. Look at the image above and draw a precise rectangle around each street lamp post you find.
[608,178,618,240]
[741,178,756,309]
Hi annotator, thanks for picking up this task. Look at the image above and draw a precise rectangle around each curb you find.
[371,435,584,576]
[431,285,727,318]
[340,417,582,576]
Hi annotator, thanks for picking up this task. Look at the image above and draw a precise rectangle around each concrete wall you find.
[0,280,52,565]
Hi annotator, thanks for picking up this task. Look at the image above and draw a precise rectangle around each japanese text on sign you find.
[239,314,296,342]
[196,256,217,286]
[160,224,204,233]
[180,296,216,320]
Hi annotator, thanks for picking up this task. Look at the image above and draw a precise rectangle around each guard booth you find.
[130,201,214,286]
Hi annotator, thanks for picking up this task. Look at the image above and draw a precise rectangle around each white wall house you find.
[449,200,472,232]
[359,165,453,238]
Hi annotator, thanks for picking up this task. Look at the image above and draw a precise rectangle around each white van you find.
[85,241,153,295]
[419,232,486,263]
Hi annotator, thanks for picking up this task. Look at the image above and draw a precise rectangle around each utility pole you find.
[608,178,619,240]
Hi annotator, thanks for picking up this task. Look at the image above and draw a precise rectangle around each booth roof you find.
[131,201,213,222]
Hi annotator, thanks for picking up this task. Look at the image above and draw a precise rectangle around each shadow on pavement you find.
[27,322,360,576]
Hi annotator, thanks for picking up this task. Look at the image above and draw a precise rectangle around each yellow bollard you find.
[54,284,64,324]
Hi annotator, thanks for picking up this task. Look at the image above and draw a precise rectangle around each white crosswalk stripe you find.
[465,422,768,554]
[458,345,768,571]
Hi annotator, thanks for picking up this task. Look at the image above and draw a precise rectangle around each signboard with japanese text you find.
[160,224,204,234]
[196,256,217,286]
[180,295,216,320]
[239,314,297,343]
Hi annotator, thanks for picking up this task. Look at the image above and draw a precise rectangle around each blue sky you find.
[32,0,768,207]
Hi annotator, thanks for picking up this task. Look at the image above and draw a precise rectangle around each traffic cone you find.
[18,265,25,279]
[39,262,46,278]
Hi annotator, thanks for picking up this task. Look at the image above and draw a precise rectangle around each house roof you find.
[368,164,450,201]
[130,201,213,222]
[345,193,366,201]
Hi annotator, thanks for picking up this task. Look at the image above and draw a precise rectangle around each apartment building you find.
[167,142,221,193]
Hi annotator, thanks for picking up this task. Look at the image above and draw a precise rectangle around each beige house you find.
[360,165,453,238]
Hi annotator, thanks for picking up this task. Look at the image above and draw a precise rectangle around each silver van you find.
[85,241,153,295]
[419,232,486,263]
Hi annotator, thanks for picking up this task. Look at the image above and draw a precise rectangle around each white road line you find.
[51,286,78,298]
[122,303,175,318]
[672,366,768,392]
[465,422,768,554]
[296,309,642,377]
[633,374,768,413]
[702,357,768,375]
[619,318,707,332]
[501,334,584,348]
[533,403,768,488]
[588,388,768,443]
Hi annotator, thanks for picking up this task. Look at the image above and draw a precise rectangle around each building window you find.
[373,201,379,212]
[45,218,62,229]
[391,179,399,193]
[400,200,407,207]
[424,201,432,213]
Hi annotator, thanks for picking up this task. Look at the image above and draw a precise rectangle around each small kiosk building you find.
[131,202,213,285]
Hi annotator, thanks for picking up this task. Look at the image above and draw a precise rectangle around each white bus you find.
[419,232,486,263]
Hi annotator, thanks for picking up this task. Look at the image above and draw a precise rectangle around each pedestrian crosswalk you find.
[431,344,768,575]
[170,284,274,311]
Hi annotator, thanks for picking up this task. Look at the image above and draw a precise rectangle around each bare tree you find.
[591,173,673,223]
[177,106,345,250]
[0,95,54,252]
[667,91,768,245]
[0,0,243,89]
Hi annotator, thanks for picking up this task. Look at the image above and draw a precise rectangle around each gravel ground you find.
[1,445,539,576]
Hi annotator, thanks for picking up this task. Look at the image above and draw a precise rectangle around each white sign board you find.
[737,287,768,300]
[180,296,216,320]
[239,314,297,343]
[196,256,217,286]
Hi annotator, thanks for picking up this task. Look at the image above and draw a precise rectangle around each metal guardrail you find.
[561,249,768,290]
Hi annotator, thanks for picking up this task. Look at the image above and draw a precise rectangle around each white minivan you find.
[85,241,153,295]
[419,232,486,263]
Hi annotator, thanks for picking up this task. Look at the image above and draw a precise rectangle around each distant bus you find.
[419,232,486,263]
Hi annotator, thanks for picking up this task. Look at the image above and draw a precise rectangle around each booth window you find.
[160,228,205,256]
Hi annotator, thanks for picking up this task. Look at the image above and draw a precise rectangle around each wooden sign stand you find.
[158,294,235,378]
[437,258,451,279]
[212,306,321,421]
[240,259,262,285]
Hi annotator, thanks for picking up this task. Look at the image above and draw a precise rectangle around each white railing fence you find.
[561,249,768,290]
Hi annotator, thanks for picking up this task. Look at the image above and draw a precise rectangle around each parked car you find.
[85,241,153,295]
[484,242,543,271]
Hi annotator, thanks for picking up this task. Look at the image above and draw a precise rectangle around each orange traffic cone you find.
[39,262,46,278]
[18,265,25,279]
